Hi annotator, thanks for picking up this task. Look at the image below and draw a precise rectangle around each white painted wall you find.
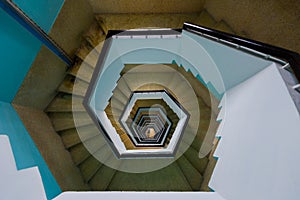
[183,30,272,91]
[55,191,226,200]
[93,30,272,110]
[210,63,300,200]
[0,135,46,200]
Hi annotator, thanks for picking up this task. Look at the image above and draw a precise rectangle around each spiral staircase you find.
[45,10,229,192]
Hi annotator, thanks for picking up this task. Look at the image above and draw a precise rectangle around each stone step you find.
[176,154,203,190]
[79,154,102,183]
[120,64,140,76]
[180,128,199,153]
[105,110,122,122]
[69,135,106,165]
[134,99,167,108]
[176,68,214,109]
[89,155,118,190]
[96,17,108,35]
[187,106,212,152]
[68,60,94,83]
[59,124,102,149]
[131,109,165,122]
[112,87,129,105]
[75,41,100,68]
[123,72,175,92]
[200,155,217,191]
[105,104,123,115]
[78,146,111,183]
[58,75,89,97]
[46,95,85,112]
[165,75,187,93]
[184,147,209,174]
[198,116,220,158]
[110,95,126,110]
[115,78,132,98]
[120,133,131,143]
[107,162,192,191]
[83,21,106,49]
[48,112,93,132]
[123,138,135,149]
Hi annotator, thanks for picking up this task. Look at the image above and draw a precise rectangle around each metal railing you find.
[0,0,73,66]
[183,22,300,83]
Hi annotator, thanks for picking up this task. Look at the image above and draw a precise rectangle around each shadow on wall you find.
[205,0,300,53]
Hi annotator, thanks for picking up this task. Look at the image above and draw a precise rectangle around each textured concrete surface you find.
[205,0,300,53]
[13,0,94,110]
[88,0,205,14]
[97,13,200,30]
[13,104,90,191]
[13,47,68,110]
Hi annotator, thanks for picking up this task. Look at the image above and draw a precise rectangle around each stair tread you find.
[83,21,106,48]
[75,41,100,68]
[200,156,217,191]
[107,162,192,191]
[89,155,118,190]
[177,155,203,190]
[68,61,94,83]
[123,72,175,91]
[199,117,220,158]
[116,78,132,97]
[111,96,126,109]
[49,112,93,131]
[184,147,209,174]
[78,145,113,183]
[69,135,106,165]
[59,124,102,149]
[46,96,85,112]
[58,75,89,97]
[79,153,102,182]
[112,87,129,105]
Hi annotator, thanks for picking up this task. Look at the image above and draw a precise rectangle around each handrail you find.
[0,0,73,66]
[183,22,300,82]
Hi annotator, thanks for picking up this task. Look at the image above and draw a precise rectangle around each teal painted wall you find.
[0,0,65,198]
[0,0,64,102]
[0,101,61,199]
[13,0,64,32]
[183,30,272,91]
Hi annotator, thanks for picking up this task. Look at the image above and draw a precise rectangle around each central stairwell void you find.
[46,19,300,199]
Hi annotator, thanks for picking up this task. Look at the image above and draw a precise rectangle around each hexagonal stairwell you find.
[46,11,225,191]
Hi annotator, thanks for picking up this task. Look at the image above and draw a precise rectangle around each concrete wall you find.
[0,0,63,102]
[13,0,95,110]
[13,104,90,191]
[88,0,205,14]
[205,0,300,54]
[211,63,300,200]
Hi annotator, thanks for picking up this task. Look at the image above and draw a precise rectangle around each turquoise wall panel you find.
[183,30,272,91]
[0,101,61,199]
[0,0,64,102]
[13,0,64,32]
